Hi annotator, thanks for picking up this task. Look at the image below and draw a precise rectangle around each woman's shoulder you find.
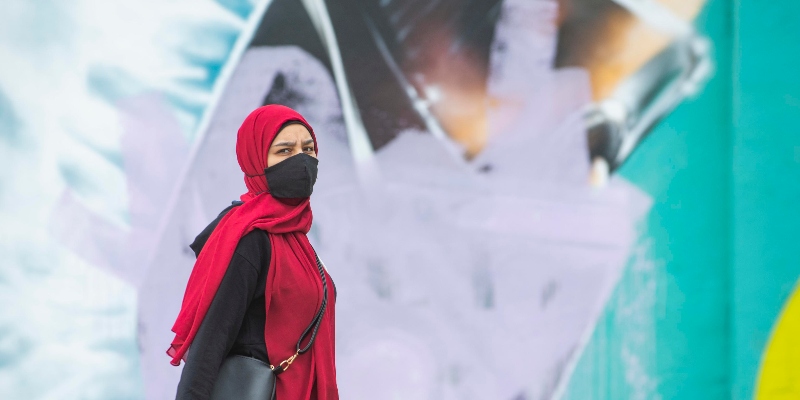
[190,200,272,269]
[238,228,271,247]
[189,201,243,256]
[234,229,272,269]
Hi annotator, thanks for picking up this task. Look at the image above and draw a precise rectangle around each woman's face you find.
[267,123,317,168]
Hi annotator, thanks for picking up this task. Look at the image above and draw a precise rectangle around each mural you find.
[757,284,800,399]
[0,0,798,399]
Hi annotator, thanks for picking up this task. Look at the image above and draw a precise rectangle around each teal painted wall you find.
[732,1,800,399]
[564,0,800,398]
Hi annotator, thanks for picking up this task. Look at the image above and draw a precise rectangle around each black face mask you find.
[264,153,319,198]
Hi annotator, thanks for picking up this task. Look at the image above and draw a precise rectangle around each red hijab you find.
[168,105,338,399]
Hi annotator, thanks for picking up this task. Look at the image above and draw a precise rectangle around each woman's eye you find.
[304,147,315,152]
[277,148,291,154]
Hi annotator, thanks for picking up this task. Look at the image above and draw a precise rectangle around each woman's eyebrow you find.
[302,139,315,146]
[272,140,296,147]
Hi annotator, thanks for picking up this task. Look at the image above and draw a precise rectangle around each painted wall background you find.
[0,0,798,399]
[565,1,800,399]
[733,1,800,399]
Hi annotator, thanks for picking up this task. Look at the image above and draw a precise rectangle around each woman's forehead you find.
[275,123,312,138]
[271,123,315,146]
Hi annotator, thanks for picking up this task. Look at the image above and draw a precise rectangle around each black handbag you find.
[209,253,329,400]
[210,355,276,400]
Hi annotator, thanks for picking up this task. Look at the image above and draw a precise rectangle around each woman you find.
[167,105,338,399]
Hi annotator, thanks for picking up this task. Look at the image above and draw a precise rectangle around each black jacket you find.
[175,202,273,399]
